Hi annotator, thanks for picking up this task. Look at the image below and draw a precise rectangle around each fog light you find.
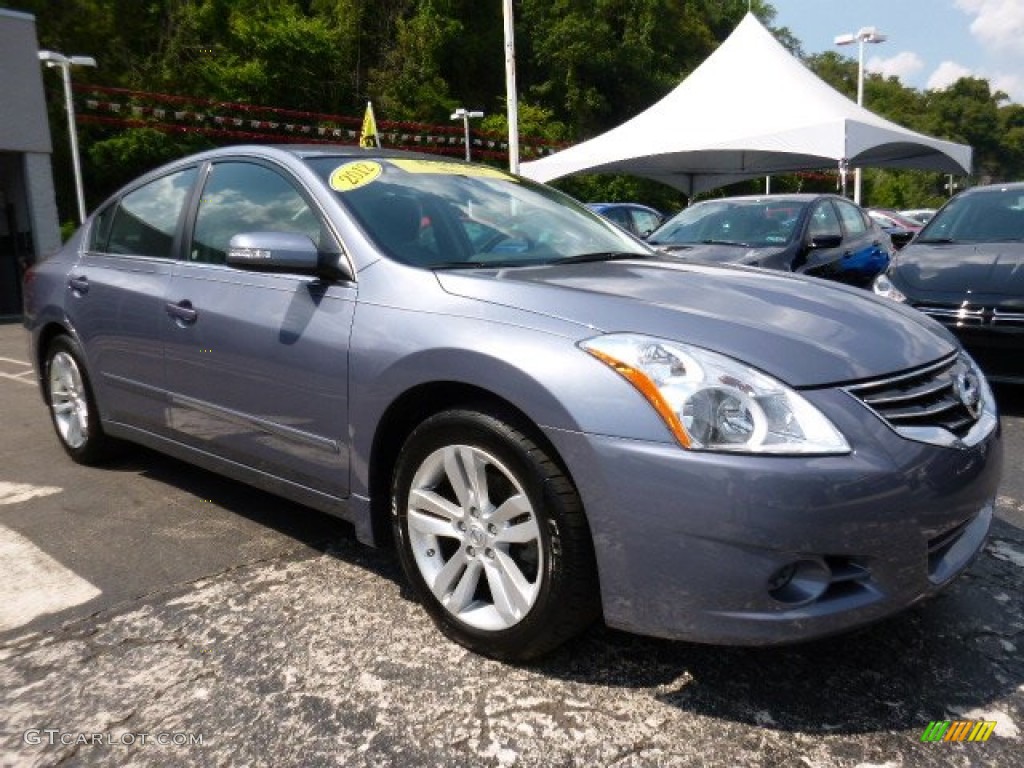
[768,559,832,605]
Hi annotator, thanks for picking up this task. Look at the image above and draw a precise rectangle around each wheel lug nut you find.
[487,524,497,534]
[426,548,435,558]
[457,521,467,531]
[467,546,476,557]
[485,547,494,559]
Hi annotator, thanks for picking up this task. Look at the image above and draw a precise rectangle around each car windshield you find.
[305,156,651,267]
[648,199,803,248]
[917,189,1024,243]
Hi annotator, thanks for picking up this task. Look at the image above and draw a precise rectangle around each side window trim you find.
[86,202,116,254]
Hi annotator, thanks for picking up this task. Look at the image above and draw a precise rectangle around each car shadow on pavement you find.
[92,444,1022,739]
[101,446,360,553]
[534,514,1023,735]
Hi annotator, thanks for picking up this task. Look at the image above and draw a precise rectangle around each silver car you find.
[24,146,1002,660]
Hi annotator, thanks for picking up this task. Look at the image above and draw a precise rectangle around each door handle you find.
[68,275,89,294]
[166,299,198,325]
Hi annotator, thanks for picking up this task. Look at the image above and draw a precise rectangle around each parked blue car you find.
[24,146,1001,660]
[648,193,893,288]
[585,202,664,238]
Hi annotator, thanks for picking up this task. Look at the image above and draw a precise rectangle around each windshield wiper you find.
[913,237,957,244]
[549,251,651,265]
[700,239,750,247]
[430,260,530,270]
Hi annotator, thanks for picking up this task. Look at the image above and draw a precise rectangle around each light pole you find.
[450,108,484,162]
[834,27,886,205]
[501,0,519,174]
[38,50,97,225]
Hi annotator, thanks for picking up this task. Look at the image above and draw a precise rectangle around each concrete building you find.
[0,8,61,319]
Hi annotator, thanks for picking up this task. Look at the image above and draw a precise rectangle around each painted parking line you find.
[0,372,35,386]
[0,482,101,631]
[0,481,62,506]
[0,355,35,387]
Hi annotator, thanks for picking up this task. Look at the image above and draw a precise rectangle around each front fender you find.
[346,304,674,499]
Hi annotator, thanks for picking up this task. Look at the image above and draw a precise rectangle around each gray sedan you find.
[23,146,1002,660]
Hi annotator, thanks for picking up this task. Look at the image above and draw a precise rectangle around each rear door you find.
[833,198,890,285]
[70,166,198,431]
[162,159,355,497]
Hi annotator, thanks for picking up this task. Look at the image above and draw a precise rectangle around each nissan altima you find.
[24,146,1002,660]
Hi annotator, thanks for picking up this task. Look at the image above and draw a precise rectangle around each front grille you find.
[992,308,1024,327]
[916,303,1024,330]
[845,354,979,439]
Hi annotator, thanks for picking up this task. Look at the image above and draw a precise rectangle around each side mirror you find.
[809,234,842,249]
[889,230,915,249]
[227,232,352,281]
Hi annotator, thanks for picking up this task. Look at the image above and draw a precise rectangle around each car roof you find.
[692,194,831,204]
[163,144,477,167]
[587,202,660,210]
[960,181,1024,195]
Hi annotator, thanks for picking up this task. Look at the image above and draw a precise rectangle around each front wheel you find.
[44,335,117,464]
[392,409,600,660]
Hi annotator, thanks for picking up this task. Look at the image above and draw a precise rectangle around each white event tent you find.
[519,13,972,195]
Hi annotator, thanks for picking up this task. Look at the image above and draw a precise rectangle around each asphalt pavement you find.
[0,319,1021,767]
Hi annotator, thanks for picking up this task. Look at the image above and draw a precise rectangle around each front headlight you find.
[581,334,850,455]
[872,272,906,302]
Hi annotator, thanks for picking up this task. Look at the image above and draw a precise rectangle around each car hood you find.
[436,259,955,388]
[650,242,781,265]
[894,241,1024,298]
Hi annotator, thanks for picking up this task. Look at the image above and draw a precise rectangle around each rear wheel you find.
[392,409,600,660]
[44,335,116,464]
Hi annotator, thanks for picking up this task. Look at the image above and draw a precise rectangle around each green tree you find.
[923,78,1005,182]
[368,1,461,121]
[87,128,212,203]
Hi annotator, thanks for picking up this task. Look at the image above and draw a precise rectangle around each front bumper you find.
[544,389,1003,645]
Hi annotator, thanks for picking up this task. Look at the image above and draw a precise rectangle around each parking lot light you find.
[38,50,97,225]
[834,27,887,205]
[450,108,484,162]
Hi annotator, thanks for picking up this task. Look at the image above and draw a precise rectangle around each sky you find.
[768,0,1024,104]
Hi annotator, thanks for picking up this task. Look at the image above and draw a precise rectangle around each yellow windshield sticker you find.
[329,161,383,192]
[388,158,514,180]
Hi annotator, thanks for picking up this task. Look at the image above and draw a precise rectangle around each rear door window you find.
[87,203,115,253]
[106,168,197,258]
[808,201,842,239]
[835,199,868,237]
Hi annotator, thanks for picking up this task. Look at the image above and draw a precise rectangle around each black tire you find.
[392,408,600,661]
[43,335,117,465]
